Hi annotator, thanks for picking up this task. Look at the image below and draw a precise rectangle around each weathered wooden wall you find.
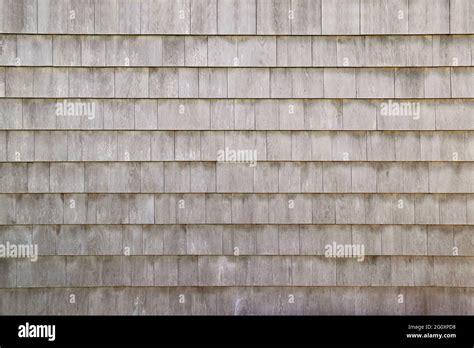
[0,0,473,315]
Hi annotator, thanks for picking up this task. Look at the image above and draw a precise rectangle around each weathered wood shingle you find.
[0,0,472,315]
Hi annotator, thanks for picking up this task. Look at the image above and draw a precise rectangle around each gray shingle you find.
[185,37,208,66]
[450,0,474,34]
[239,37,277,66]
[199,68,228,98]
[425,68,451,98]
[6,68,33,97]
[335,194,366,224]
[277,36,311,67]
[325,68,356,98]
[103,100,134,129]
[93,194,130,224]
[27,163,50,193]
[141,162,165,193]
[0,163,27,192]
[117,0,141,34]
[163,36,185,66]
[0,35,16,66]
[50,163,85,193]
[322,0,359,35]
[141,0,190,34]
[158,100,210,130]
[351,163,376,193]
[53,36,81,66]
[17,35,52,66]
[81,36,106,66]
[436,100,474,130]
[115,68,149,98]
[269,194,312,223]
[312,37,337,66]
[322,162,351,193]
[63,194,87,224]
[176,194,206,223]
[67,131,117,161]
[356,68,394,98]
[439,194,467,224]
[201,131,225,160]
[68,0,95,34]
[129,194,155,224]
[208,37,237,66]
[408,0,449,34]
[377,100,435,131]
[420,132,466,161]
[85,162,140,193]
[228,68,270,98]
[191,0,217,34]
[135,100,158,130]
[433,36,472,66]
[224,225,256,255]
[257,0,291,35]
[33,68,69,98]
[333,131,367,161]
[94,0,119,34]
[305,100,342,130]
[17,257,66,287]
[0,99,22,129]
[149,68,179,98]
[290,0,321,35]
[117,131,151,161]
[255,100,278,130]
[278,162,301,192]
[206,194,232,223]
[16,194,64,224]
[254,162,279,193]
[232,194,269,223]
[38,0,68,33]
[361,0,408,34]
[217,163,253,192]
[202,232,229,261]
[454,226,474,255]
[218,0,257,34]
[429,162,472,193]
[68,68,114,98]
[343,100,376,130]
[293,68,324,98]
[7,131,33,161]
[2,0,37,33]
[2,0,474,317]
[367,132,396,161]
[175,131,200,160]
[336,36,366,67]
[151,131,175,161]
[164,162,191,192]
[395,132,421,161]
[106,36,162,67]
[452,67,474,98]
[211,100,234,130]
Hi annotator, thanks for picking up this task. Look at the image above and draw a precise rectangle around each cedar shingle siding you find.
[0,0,473,315]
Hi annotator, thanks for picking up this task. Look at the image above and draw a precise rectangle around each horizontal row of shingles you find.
[1,193,473,225]
[2,99,473,131]
[1,224,471,256]
[1,131,473,162]
[1,162,472,194]
[1,286,472,315]
[1,34,474,67]
[2,0,473,35]
[3,67,474,98]
[1,255,473,287]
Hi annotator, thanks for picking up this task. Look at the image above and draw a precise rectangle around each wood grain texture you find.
[0,0,472,316]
